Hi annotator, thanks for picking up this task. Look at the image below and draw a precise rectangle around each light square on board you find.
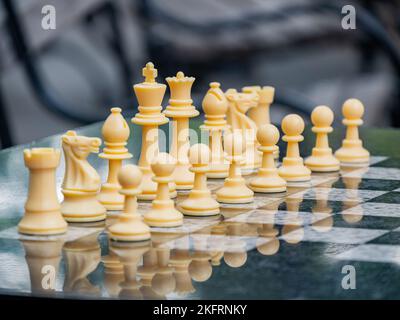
[332,244,400,264]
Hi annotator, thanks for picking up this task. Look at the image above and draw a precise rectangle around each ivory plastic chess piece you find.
[305,106,340,172]
[335,99,370,163]
[249,124,287,193]
[98,107,133,210]
[144,153,183,227]
[225,89,260,173]
[132,62,176,200]
[108,165,151,242]
[21,239,64,294]
[63,232,101,295]
[61,131,106,222]
[278,114,311,182]
[165,71,199,189]
[18,148,67,235]
[216,132,254,203]
[200,82,229,178]
[178,144,220,216]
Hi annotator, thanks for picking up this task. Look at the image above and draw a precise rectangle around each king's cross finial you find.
[143,62,157,83]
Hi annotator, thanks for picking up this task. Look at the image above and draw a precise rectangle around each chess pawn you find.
[108,165,151,242]
[63,232,101,295]
[61,131,106,222]
[165,71,199,190]
[305,106,340,172]
[178,144,220,216]
[102,241,124,298]
[98,107,133,210]
[170,246,195,295]
[249,124,287,193]
[278,114,311,182]
[256,224,280,256]
[334,99,370,164]
[200,82,230,178]
[144,153,183,227]
[18,148,67,235]
[132,62,176,200]
[216,132,254,203]
[138,248,164,300]
[189,236,213,283]
[20,239,64,294]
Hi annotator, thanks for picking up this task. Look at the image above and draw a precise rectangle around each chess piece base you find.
[137,169,177,200]
[249,176,287,193]
[98,183,124,211]
[216,180,254,204]
[335,145,370,164]
[278,159,311,182]
[178,197,220,216]
[109,219,151,242]
[305,155,340,172]
[61,190,106,222]
[144,202,183,227]
[18,209,68,235]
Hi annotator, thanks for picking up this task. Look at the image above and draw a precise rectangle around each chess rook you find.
[278,114,311,182]
[334,99,370,164]
[132,62,176,200]
[61,131,106,222]
[243,86,275,129]
[216,132,254,203]
[18,148,67,235]
[178,144,220,216]
[98,107,133,210]
[305,105,340,172]
[108,164,151,242]
[249,124,287,193]
[201,82,229,178]
[144,153,183,227]
[165,71,199,190]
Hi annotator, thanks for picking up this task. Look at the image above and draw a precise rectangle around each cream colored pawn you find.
[249,124,286,193]
[278,114,311,182]
[108,165,151,242]
[144,153,183,227]
[178,144,220,216]
[216,132,254,203]
[334,99,370,164]
[305,106,340,172]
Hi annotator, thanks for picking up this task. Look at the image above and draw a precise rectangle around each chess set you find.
[1,62,400,299]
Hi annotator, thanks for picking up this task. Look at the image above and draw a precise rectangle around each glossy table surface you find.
[1,117,400,299]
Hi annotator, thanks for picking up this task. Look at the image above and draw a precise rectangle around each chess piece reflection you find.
[138,247,164,300]
[151,240,176,297]
[311,173,338,233]
[170,243,195,296]
[19,148,68,235]
[201,82,230,178]
[61,131,106,222]
[189,235,213,282]
[63,232,101,295]
[131,62,176,200]
[226,89,260,173]
[281,195,305,244]
[110,241,150,299]
[223,222,248,268]
[98,107,133,210]
[102,240,124,298]
[256,223,280,256]
[340,165,367,224]
[165,71,199,189]
[21,239,64,295]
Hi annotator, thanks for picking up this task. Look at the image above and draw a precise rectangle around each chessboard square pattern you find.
[340,203,400,218]
[281,226,388,245]
[333,244,400,264]
[288,188,387,202]
[341,167,400,181]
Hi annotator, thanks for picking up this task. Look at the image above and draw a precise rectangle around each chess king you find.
[61,131,107,222]
[164,71,199,190]
[132,62,176,200]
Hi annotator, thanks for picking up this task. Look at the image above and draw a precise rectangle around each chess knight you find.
[225,89,261,173]
[61,131,107,222]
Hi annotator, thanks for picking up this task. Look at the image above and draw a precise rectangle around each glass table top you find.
[1,118,400,299]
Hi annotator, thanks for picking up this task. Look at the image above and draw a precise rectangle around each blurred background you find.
[1,0,400,148]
